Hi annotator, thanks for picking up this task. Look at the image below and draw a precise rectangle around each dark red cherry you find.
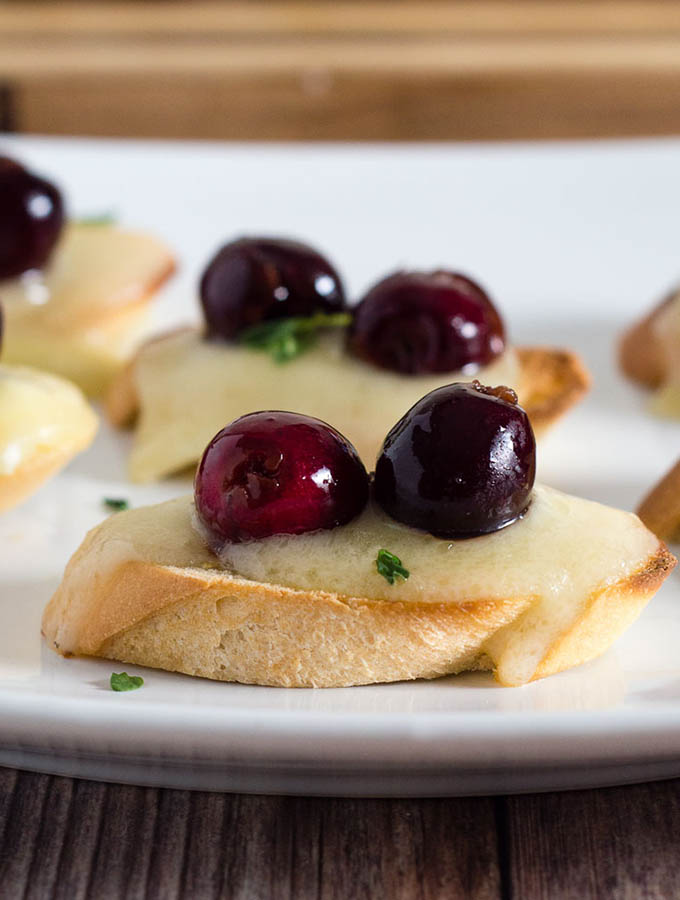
[374,382,535,538]
[195,411,369,544]
[0,156,65,280]
[200,237,346,340]
[348,270,505,374]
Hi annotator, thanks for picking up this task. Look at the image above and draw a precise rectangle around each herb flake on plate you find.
[110,672,144,692]
[103,497,129,512]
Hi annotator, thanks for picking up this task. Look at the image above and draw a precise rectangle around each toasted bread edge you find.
[637,458,680,543]
[516,346,590,437]
[42,531,674,687]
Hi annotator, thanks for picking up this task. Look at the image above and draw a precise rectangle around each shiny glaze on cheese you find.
[127,329,521,482]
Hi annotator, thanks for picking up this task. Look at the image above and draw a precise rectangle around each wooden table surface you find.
[4,0,680,140]
[2,766,680,898]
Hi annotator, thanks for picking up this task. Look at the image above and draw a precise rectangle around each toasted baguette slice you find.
[620,291,677,388]
[620,290,680,418]
[637,458,680,543]
[106,328,589,483]
[1,223,175,396]
[43,487,675,688]
[0,365,98,512]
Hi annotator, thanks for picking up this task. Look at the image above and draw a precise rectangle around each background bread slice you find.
[619,291,678,388]
[637,458,680,543]
[43,500,674,688]
[515,346,590,437]
[2,225,176,396]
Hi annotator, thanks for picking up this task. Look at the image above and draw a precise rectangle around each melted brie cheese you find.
[0,224,173,395]
[128,329,521,482]
[0,224,172,329]
[2,305,148,398]
[0,364,98,476]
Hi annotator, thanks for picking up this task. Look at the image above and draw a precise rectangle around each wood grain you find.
[3,2,680,38]
[3,1,680,140]
[506,781,680,899]
[4,767,680,899]
[0,769,501,899]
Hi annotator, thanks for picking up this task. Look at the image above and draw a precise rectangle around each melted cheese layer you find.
[0,364,98,476]
[0,224,172,329]
[0,224,173,395]
[128,329,521,482]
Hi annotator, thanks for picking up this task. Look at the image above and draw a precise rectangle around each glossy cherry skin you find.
[195,411,369,544]
[0,156,65,280]
[374,382,536,538]
[348,270,505,374]
[200,237,346,340]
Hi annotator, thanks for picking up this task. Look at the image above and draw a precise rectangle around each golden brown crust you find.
[516,346,591,437]
[43,525,675,688]
[106,343,590,439]
[637,458,680,543]
[619,292,677,388]
[85,255,176,329]
[530,542,676,683]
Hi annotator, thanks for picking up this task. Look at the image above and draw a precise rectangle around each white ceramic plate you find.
[0,135,678,796]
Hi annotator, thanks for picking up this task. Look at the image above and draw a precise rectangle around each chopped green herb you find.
[103,497,129,512]
[110,672,144,692]
[239,312,352,363]
[75,212,116,226]
[376,548,410,585]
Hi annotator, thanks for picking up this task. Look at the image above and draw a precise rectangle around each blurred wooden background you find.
[3,1,680,140]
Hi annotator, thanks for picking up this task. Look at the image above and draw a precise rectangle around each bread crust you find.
[0,440,92,513]
[637,458,680,543]
[515,346,590,436]
[619,292,678,388]
[530,542,676,683]
[106,343,590,437]
[42,519,675,688]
